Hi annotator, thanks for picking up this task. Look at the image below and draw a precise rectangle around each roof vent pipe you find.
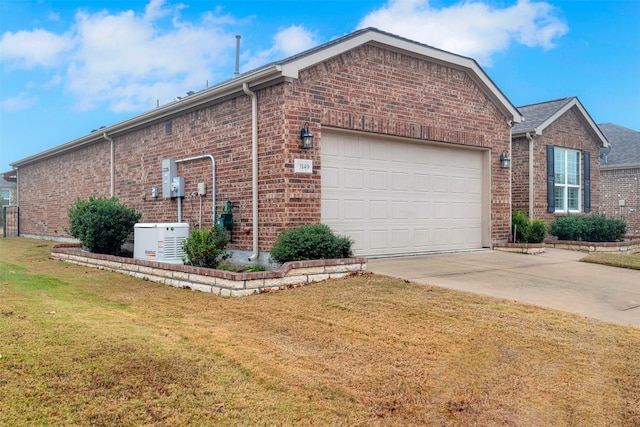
[234,35,241,77]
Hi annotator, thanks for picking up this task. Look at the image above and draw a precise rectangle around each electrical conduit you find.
[175,155,216,226]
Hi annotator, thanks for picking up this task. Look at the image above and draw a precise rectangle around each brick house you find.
[599,123,640,235]
[0,173,16,208]
[10,28,522,262]
[511,97,609,227]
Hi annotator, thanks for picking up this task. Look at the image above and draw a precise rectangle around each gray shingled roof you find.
[599,123,640,166]
[513,97,575,134]
[512,96,608,148]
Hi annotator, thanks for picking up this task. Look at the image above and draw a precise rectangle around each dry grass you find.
[581,252,640,270]
[1,237,639,426]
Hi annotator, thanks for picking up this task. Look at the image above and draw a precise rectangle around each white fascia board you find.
[280,30,522,123]
[535,98,609,148]
[600,163,640,171]
[11,65,283,167]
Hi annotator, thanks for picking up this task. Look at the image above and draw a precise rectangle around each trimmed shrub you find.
[511,210,547,243]
[67,196,141,255]
[270,223,353,264]
[528,219,548,244]
[182,226,230,268]
[550,214,626,242]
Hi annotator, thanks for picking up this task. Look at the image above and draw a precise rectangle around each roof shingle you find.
[599,123,640,166]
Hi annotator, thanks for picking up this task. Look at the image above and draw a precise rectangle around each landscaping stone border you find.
[493,243,545,255]
[494,238,640,255]
[51,244,367,297]
[545,239,640,254]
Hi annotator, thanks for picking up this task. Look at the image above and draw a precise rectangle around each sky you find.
[1,0,638,170]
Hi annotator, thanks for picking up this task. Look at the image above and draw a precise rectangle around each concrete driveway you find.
[367,248,640,328]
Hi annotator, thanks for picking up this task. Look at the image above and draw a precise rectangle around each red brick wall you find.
[284,44,512,242]
[17,43,512,249]
[601,167,640,235]
[511,135,531,215]
[511,106,602,226]
[17,142,112,238]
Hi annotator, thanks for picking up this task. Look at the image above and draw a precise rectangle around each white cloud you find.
[358,0,568,65]
[1,1,237,113]
[242,25,319,72]
[1,92,37,112]
[0,28,73,68]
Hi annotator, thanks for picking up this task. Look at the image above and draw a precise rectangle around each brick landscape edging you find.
[494,239,640,255]
[51,244,367,297]
[493,242,545,255]
[545,239,640,254]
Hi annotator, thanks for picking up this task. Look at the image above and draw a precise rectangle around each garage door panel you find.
[322,132,485,257]
[344,169,363,188]
[369,230,388,249]
[391,229,411,249]
[369,170,388,189]
[322,198,339,220]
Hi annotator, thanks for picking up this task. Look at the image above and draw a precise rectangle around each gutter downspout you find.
[13,167,19,207]
[242,82,259,262]
[525,132,535,220]
[103,133,115,197]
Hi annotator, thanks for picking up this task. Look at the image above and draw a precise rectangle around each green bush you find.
[528,219,548,244]
[270,223,353,264]
[550,214,626,242]
[182,226,230,268]
[67,196,141,255]
[511,211,547,243]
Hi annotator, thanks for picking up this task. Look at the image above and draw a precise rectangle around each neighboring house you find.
[599,123,640,235]
[10,28,522,262]
[511,97,609,225]
[0,171,16,208]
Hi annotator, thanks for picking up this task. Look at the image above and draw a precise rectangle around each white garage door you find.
[321,132,486,257]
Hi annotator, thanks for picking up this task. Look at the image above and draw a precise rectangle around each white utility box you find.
[134,223,189,264]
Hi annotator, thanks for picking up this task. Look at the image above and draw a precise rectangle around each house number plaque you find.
[294,159,313,174]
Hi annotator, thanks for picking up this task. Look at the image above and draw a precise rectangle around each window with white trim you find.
[553,147,581,212]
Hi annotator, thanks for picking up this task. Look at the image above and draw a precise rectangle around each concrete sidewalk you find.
[367,248,640,328]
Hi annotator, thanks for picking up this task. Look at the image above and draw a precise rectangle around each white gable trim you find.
[515,98,609,148]
[12,28,522,167]
[280,29,522,124]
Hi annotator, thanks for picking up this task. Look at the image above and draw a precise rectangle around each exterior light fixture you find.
[499,150,511,169]
[299,122,314,149]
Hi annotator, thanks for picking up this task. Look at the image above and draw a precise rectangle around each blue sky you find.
[1,0,638,170]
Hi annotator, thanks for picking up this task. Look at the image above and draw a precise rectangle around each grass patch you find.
[581,252,640,270]
[1,237,639,425]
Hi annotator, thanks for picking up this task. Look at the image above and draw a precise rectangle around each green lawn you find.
[1,237,639,426]
[581,251,640,270]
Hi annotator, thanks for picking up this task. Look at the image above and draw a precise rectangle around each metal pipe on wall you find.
[242,82,259,262]
[175,154,216,226]
[103,132,115,197]
[526,132,535,220]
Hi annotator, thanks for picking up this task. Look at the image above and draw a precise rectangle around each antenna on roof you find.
[234,35,241,77]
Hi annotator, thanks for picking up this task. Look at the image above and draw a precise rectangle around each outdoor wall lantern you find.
[299,122,314,149]
[499,150,511,169]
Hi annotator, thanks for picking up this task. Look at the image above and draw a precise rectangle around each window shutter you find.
[547,145,555,213]
[584,150,591,213]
